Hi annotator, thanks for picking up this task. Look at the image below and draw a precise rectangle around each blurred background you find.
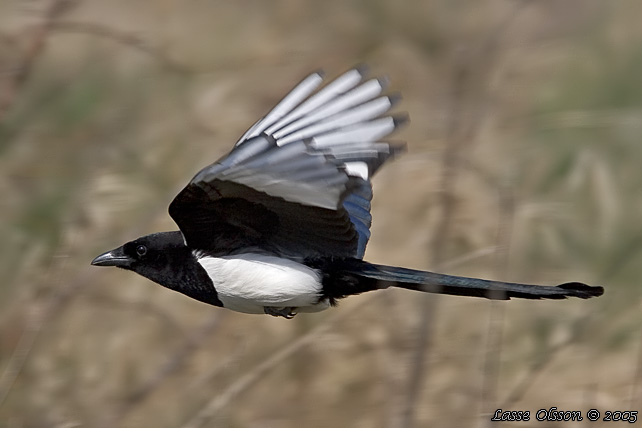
[1,0,641,426]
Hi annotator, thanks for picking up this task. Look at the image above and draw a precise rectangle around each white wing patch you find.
[197,253,326,314]
[310,116,398,149]
[234,68,404,174]
[344,161,369,180]
[271,78,389,143]
[236,72,325,145]
[275,95,394,145]
[264,68,364,136]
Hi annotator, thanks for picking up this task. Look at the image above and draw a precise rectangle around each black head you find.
[91,231,190,285]
[92,231,222,307]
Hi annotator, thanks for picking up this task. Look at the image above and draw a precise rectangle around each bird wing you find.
[169,67,406,259]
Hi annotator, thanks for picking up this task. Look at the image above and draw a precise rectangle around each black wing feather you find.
[169,178,359,258]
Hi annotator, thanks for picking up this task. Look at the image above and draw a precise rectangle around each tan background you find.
[1,0,641,427]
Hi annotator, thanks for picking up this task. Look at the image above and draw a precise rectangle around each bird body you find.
[92,67,603,318]
[197,253,326,314]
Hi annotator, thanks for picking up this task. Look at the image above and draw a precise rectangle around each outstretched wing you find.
[169,67,406,259]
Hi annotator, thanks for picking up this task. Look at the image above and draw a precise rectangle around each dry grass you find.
[1,0,641,427]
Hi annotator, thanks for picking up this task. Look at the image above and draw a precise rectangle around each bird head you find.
[91,231,188,282]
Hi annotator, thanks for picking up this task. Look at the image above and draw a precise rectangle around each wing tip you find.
[353,63,370,78]
[388,92,402,107]
[392,113,410,129]
[389,141,408,157]
[377,75,390,91]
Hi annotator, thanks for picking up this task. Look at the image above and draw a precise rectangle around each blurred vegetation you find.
[0,0,641,427]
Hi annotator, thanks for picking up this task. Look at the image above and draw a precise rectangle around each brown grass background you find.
[1,0,641,427]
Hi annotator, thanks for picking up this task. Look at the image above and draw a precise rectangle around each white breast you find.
[196,253,327,314]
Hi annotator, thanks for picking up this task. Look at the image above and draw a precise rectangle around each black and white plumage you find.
[91,67,604,318]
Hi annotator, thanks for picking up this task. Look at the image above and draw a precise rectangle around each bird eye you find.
[136,245,147,257]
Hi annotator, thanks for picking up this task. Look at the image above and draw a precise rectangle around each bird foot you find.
[264,306,298,319]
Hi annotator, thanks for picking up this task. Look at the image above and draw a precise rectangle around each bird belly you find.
[197,253,325,314]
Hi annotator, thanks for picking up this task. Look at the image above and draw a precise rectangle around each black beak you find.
[91,246,132,267]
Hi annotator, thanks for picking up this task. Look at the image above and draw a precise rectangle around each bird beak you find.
[91,246,132,267]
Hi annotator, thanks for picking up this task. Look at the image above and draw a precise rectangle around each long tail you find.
[318,259,604,303]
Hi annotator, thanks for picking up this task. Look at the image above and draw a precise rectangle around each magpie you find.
[91,67,604,318]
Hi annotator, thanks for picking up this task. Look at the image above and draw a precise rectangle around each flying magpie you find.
[91,67,604,318]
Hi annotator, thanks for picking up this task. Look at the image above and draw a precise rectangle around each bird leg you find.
[264,306,298,319]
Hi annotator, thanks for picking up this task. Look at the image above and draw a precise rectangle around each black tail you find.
[315,259,604,304]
